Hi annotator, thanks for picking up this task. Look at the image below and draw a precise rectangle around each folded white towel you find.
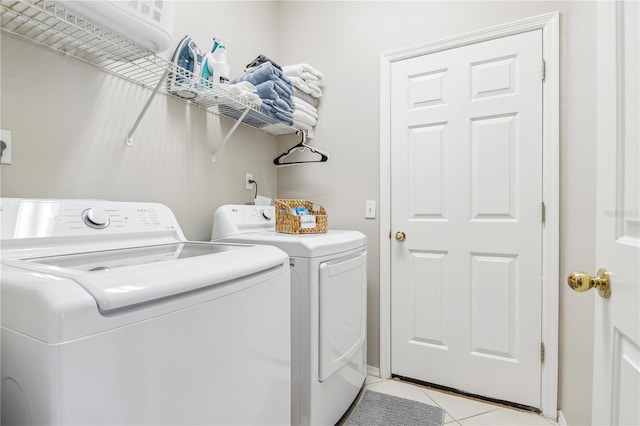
[244,92,262,105]
[292,97,318,119]
[289,76,322,98]
[304,80,322,92]
[230,81,257,93]
[229,82,263,105]
[293,88,320,107]
[293,109,317,127]
[283,63,325,80]
[299,71,323,83]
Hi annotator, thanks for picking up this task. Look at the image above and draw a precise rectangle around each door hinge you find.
[541,59,546,81]
[541,202,546,224]
[541,342,545,363]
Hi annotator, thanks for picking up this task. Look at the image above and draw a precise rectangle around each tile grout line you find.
[413,384,505,423]
[449,408,505,424]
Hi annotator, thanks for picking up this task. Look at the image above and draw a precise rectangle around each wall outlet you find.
[365,200,376,219]
[1,129,12,165]
[245,173,254,190]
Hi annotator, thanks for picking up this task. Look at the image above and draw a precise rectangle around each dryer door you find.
[318,250,367,382]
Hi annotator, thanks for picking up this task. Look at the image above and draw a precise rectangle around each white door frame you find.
[379,12,560,418]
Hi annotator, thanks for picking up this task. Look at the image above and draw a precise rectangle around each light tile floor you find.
[344,376,558,426]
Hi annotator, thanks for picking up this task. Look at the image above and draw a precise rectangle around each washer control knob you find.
[82,208,110,229]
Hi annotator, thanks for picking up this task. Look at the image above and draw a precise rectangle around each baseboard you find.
[557,410,567,426]
[367,365,380,377]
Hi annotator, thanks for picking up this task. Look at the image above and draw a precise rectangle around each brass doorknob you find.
[395,231,406,241]
[567,268,611,298]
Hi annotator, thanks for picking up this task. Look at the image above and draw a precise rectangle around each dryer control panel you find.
[211,205,276,240]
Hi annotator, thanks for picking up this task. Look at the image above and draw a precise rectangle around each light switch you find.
[365,200,376,219]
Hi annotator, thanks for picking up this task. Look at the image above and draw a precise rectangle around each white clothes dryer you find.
[0,198,291,426]
[212,205,367,426]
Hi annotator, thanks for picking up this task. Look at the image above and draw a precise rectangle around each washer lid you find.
[215,230,367,258]
[19,242,287,313]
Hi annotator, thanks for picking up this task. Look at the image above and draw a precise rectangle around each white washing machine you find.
[212,205,367,426]
[0,198,291,426]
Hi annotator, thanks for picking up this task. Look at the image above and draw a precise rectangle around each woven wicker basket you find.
[275,199,328,234]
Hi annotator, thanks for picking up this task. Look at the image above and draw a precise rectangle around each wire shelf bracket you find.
[212,106,251,163]
[126,68,170,147]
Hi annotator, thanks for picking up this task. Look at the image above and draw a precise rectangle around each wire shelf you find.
[0,0,299,137]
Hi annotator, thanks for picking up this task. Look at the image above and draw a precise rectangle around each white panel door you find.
[391,30,543,408]
[591,2,640,424]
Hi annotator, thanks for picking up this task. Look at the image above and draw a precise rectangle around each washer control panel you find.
[82,208,111,229]
[0,199,182,240]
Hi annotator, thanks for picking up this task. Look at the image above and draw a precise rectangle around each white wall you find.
[0,2,598,424]
[275,2,596,425]
[558,2,597,425]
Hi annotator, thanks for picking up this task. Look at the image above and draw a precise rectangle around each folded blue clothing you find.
[277,113,294,126]
[262,98,292,115]
[262,80,292,102]
[261,99,293,120]
[255,81,293,106]
[262,108,293,124]
[272,77,293,97]
[261,102,294,125]
[234,76,292,102]
[260,78,292,100]
[232,62,292,94]
[252,61,291,84]
[253,81,278,101]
